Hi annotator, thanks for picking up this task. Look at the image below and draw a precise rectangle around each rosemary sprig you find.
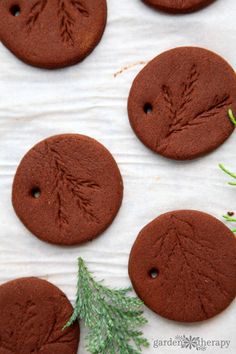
[64,258,149,354]
[219,163,236,232]
[228,108,236,125]
[219,109,236,232]
[219,163,236,186]
[223,215,236,232]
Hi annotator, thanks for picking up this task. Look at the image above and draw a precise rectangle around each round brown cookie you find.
[12,134,123,245]
[0,0,107,69]
[0,277,79,354]
[129,210,236,322]
[128,47,236,160]
[142,0,215,13]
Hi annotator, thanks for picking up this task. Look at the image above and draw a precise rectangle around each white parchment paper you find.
[0,0,235,352]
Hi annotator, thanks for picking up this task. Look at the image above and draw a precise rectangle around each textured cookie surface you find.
[0,277,79,354]
[12,134,123,245]
[128,47,236,160]
[0,0,107,69]
[142,0,215,13]
[129,210,236,322]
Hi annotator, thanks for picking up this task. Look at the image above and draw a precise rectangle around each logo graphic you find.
[176,335,206,351]
[153,335,231,351]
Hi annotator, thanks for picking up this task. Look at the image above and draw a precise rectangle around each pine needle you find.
[63,258,149,354]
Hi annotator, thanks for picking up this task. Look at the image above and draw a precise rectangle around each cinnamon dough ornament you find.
[0,0,107,69]
[12,134,123,245]
[129,210,236,322]
[142,0,215,13]
[128,47,236,160]
[0,277,79,354]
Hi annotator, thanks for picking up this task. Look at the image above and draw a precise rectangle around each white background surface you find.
[0,0,235,353]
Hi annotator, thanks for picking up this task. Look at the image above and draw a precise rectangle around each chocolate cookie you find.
[0,277,79,353]
[128,47,236,160]
[12,134,123,245]
[0,0,107,69]
[129,210,236,322]
[142,0,215,13]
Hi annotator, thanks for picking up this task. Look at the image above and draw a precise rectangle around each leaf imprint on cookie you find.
[156,64,231,152]
[26,0,48,32]
[0,300,37,352]
[1,296,76,352]
[26,0,89,46]
[45,142,100,234]
[58,0,89,46]
[177,0,188,8]
[152,215,230,318]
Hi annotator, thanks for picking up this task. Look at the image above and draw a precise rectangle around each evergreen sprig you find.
[63,257,149,354]
[219,109,236,232]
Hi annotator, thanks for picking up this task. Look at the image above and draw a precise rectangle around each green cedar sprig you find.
[63,257,149,354]
[219,109,236,232]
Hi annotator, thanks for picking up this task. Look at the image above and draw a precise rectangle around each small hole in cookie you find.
[31,187,41,199]
[143,103,153,114]
[149,268,159,279]
[10,4,21,17]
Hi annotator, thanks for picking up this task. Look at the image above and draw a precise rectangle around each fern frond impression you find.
[63,258,149,354]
